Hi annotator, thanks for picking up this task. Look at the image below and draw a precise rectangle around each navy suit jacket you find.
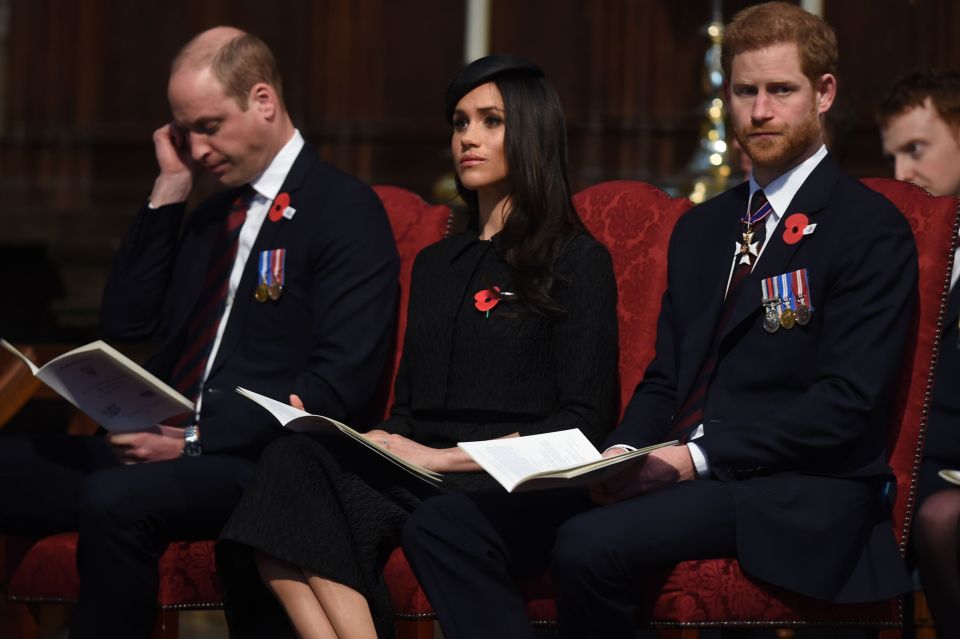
[609,155,916,602]
[101,143,399,457]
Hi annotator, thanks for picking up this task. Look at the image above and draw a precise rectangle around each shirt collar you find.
[250,129,305,201]
[748,144,828,221]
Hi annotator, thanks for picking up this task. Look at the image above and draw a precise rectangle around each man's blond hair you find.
[172,27,285,111]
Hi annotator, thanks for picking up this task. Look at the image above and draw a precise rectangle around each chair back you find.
[372,185,451,418]
[0,345,41,428]
[862,179,959,548]
[573,181,693,417]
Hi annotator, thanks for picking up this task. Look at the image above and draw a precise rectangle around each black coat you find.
[383,231,619,448]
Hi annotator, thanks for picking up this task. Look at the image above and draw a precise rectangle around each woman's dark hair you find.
[454,73,586,317]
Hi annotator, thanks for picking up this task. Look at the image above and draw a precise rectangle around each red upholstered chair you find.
[2,186,451,638]
[388,179,958,639]
[643,179,959,638]
[387,180,694,637]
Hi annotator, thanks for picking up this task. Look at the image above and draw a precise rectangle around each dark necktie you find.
[169,189,252,411]
[670,189,770,439]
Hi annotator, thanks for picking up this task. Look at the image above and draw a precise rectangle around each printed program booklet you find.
[458,428,678,492]
[0,339,194,432]
[236,386,442,485]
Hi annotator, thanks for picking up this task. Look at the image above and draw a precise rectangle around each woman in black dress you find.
[217,54,619,639]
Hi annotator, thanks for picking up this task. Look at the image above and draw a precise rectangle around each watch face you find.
[182,426,202,456]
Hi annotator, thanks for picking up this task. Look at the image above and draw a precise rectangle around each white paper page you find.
[236,387,313,426]
[458,429,601,491]
[0,339,39,375]
[36,353,192,432]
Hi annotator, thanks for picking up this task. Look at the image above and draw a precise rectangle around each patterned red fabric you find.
[4,186,452,616]
[644,179,958,628]
[572,181,693,416]
[10,181,950,635]
[387,179,959,633]
[386,181,692,626]
[7,534,222,609]
[372,185,452,417]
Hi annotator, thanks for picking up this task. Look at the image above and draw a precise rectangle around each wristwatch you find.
[182,424,202,457]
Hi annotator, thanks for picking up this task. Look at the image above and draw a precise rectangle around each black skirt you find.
[217,433,494,638]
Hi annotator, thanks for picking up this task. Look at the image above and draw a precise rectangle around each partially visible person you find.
[402,4,916,638]
[0,27,398,639]
[878,69,960,637]
[879,70,960,199]
[216,55,619,639]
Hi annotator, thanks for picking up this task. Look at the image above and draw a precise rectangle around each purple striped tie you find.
[671,190,769,439]
[169,190,251,411]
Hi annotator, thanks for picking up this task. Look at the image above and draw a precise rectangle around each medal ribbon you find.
[259,250,271,289]
[272,249,286,290]
[780,273,796,313]
[794,268,814,311]
[742,195,773,225]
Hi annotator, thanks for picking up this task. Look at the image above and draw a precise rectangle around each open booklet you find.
[0,339,194,432]
[458,429,678,493]
[235,387,442,485]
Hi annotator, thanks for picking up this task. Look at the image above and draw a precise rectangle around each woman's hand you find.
[363,429,450,473]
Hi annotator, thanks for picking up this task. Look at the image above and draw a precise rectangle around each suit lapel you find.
[720,154,841,342]
[173,189,246,336]
[676,186,748,402]
[208,145,319,377]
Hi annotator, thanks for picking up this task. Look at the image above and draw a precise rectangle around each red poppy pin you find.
[782,213,810,245]
[474,287,501,317]
[269,192,291,222]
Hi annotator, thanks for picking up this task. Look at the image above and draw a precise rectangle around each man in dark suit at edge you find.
[401,3,916,637]
[0,27,398,638]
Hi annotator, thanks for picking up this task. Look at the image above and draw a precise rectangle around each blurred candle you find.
[464,0,490,64]
[800,0,823,17]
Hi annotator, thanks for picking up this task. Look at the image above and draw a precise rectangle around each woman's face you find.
[451,82,509,195]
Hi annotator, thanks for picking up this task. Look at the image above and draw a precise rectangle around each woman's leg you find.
[256,552,339,639]
[913,488,960,637]
[305,571,378,639]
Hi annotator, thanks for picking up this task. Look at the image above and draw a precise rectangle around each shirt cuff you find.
[686,442,710,478]
[603,444,637,454]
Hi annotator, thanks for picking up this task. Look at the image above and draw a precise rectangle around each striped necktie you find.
[670,190,770,440]
[169,188,252,412]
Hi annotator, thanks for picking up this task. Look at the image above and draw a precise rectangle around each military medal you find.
[760,278,781,334]
[268,249,286,301]
[793,268,812,325]
[736,226,761,266]
[780,307,796,329]
[738,195,774,266]
[255,251,271,302]
[256,249,286,302]
[778,273,797,329]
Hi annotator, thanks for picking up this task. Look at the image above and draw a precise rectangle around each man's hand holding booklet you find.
[457,430,677,493]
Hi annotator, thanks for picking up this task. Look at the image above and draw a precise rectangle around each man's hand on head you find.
[149,123,196,207]
[108,425,186,464]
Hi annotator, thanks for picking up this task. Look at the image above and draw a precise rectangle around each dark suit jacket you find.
[609,154,916,602]
[924,284,960,465]
[101,143,399,457]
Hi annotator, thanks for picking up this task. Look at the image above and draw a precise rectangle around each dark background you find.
[1,0,957,343]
